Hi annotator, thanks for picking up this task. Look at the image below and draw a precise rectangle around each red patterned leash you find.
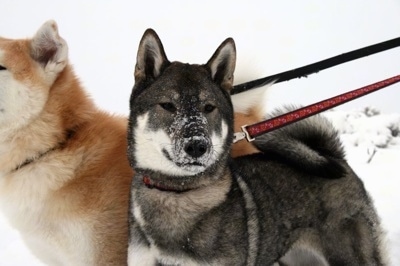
[233,74,400,143]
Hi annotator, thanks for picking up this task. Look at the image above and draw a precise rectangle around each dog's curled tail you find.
[252,106,347,179]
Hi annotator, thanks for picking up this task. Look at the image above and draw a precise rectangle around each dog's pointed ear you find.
[30,20,68,74]
[135,29,169,82]
[206,38,236,92]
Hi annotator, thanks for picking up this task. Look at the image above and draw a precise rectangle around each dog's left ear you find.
[30,20,68,77]
[135,29,169,83]
[206,38,236,91]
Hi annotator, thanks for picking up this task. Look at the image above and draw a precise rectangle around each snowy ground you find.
[325,108,400,266]
[0,108,399,265]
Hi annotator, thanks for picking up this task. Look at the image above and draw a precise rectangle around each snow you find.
[325,109,400,266]
[0,0,399,264]
[0,108,399,265]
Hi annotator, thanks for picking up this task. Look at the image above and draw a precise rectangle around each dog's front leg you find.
[128,218,157,266]
[127,241,157,266]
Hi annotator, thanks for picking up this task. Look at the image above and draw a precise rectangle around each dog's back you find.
[234,112,388,265]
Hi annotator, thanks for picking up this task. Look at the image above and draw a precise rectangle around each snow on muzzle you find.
[172,115,213,167]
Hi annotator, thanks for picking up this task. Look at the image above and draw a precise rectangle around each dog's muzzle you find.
[170,114,213,170]
[173,135,212,169]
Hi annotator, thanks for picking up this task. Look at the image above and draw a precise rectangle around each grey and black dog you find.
[127,29,388,265]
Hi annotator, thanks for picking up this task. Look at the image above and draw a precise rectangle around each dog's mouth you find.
[142,175,193,193]
[176,161,204,167]
[162,147,209,171]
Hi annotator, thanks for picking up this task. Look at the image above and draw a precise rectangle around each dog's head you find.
[0,21,68,132]
[128,29,236,178]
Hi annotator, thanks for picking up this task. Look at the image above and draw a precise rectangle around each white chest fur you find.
[128,242,208,266]
[0,147,95,265]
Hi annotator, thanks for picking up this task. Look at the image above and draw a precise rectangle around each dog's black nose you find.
[184,139,208,158]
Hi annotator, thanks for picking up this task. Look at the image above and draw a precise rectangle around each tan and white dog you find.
[0,20,133,265]
[0,21,266,265]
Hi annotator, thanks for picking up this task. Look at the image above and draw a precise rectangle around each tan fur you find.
[0,36,133,265]
[231,105,263,157]
[0,21,264,265]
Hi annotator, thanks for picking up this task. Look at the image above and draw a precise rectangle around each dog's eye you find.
[159,102,177,113]
[204,104,216,113]
[0,65,6,71]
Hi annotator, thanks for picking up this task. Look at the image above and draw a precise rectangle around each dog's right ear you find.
[135,29,169,83]
[206,38,236,92]
[30,20,68,77]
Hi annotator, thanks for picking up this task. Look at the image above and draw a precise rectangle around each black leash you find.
[232,36,400,95]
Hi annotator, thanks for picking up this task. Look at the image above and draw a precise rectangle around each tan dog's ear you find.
[30,20,68,75]
[135,29,170,83]
[206,38,236,92]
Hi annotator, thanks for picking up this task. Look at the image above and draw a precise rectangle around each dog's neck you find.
[137,161,231,194]
[0,65,94,174]
[12,129,75,172]
[133,168,232,243]
[142,174,194,193]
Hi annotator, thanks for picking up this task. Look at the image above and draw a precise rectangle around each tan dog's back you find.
[231,86,268,157]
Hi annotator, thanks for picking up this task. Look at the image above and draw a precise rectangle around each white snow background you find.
[0,1,399,265]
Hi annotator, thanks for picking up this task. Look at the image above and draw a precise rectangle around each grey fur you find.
[253,106,347,179]
[127,29,388,266]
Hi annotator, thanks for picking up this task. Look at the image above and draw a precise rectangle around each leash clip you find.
[233,125,255,143]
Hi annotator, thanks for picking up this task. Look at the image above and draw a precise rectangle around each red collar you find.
[142,175,192,193]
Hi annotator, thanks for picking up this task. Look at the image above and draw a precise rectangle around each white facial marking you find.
[211,120,228,158]
[133,113,229,176]
[0,53,48,131]
[134,113,194,176]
